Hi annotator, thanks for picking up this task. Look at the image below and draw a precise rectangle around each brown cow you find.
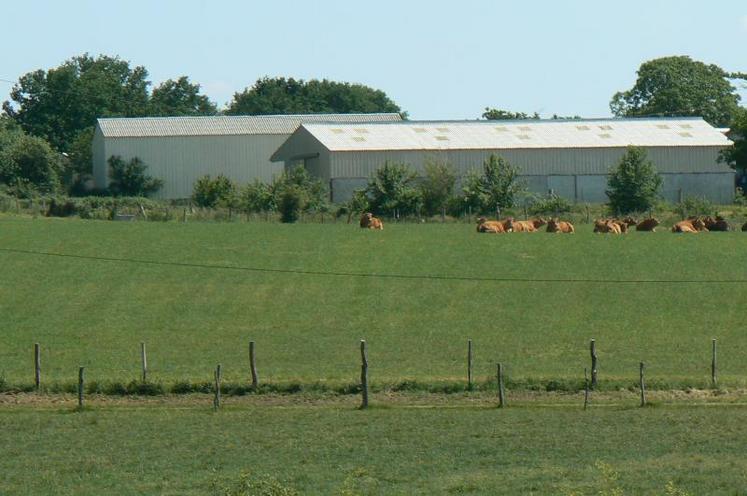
[359,212,384,230]
[546,218,574,233]
[703,216,730,231]
[511,219,538,232]
[635,218,660,231]
[593,219,621,234]
[532,218,548,229]
[477,217,512,233]
[672,218,708,233]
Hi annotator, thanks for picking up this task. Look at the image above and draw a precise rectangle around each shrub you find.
[278,185,305,223]
[0,133,63,194]
[674,196,714,218]
[274,166,328,213]
[420,159,456,216]
[528,192,572,215]
[240,179,274,213]
[192,174,237,208]
[606,146,662,215]
[462,154,525,215]
[107,156,163,197]
[364,161,422,217]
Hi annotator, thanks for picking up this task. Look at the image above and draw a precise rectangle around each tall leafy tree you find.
[419,159,456,216]
[150,76,217,116]
[610,56,742,127]
[462,154,525,214]
[606,146,662,214]
[226,77,402,115]
[3,54,151,152]
[482,108,539,120]
[364,161,421,217]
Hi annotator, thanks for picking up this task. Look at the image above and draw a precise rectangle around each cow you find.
[593,219,621,234]
[531,218,548,229]
[702,216,730,231]
[476,217,512,233]
[635,218,660,232]
[359,212,384,230]
[511,219,539,232]
[672,218,708,233]
[546,218,574,233]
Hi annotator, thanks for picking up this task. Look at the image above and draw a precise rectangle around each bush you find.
[0,133,63,194]
[240,179,274,213]
[274,166,328,213]
[108,156,163,197]
[278,185,305,223]
[364,161,422,217]
[192,174,238,208]
[528,192,572,215]
[606,146,662,215]
[420,160,457,216]
[674,196,714,218]
[462,154,525,215]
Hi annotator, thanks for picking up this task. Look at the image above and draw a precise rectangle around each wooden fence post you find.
[639,362,646,407]
[214,364,222,410]
[711,338,717,388]
[360,340,369,409]
[467,339,473,390]
[141,342,148,383]
[78,366,85,409]
[249,341,259,389]
[34,343,41,391]
[497,363,506,408]
[583,367,590,410]
[590,339,598,389]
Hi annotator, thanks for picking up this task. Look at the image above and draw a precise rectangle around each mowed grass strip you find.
[1,402,747,495]
[1,216,747,386]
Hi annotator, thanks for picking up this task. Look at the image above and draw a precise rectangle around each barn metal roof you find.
[96,113,403,137]
[277,118,732,156]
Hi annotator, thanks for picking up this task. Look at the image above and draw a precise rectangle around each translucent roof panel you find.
[297,118,732,152]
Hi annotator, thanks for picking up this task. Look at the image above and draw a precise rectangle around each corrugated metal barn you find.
[92,113,402,199]
[271,117,735,204]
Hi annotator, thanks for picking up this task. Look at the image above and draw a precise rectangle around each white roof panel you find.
[97,113,402,138]
[298,118,732,152]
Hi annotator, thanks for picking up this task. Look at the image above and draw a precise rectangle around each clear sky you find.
[1,0,745,120]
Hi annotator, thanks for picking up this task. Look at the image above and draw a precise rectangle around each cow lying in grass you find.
[635,218,660,231]
[546,218,574,233]
[359,212,383,230]
[476,217,513,233]
[593,219,622,234]
[703,216,730,231]
[672,218,708,233]
[511,218,547,232]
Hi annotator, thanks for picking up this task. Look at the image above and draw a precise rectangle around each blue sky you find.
[1,0,745,119]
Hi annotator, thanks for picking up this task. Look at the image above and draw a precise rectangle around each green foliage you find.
[364,161,422,217]
[150,76,217,116]
[213,471,298,496]
[528,192,572,215]
[192,174,238,208]
[226,77,401,115]
[610,56,741,127]
[482,108,539,120]
[0,132,62,194]
[107,156,163,197]
[273,165,328,213]
[240,179,274,213]
[674,196,714,218]
[605,146,662,215]
[419,159,456,216]
[462,154,525,214]
[720,107,747,172]
[278,185,304,223]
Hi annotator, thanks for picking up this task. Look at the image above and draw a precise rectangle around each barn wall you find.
[94,134,287,198]
[92,127,107,189]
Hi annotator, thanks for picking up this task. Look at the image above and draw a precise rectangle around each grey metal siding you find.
[92,127,107,188]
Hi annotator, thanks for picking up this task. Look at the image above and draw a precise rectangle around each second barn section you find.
[270,117,734,204]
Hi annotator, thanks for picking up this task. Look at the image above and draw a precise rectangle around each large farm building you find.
[272,117,734,203]
[92,113,402,199]
[94,115,734,204]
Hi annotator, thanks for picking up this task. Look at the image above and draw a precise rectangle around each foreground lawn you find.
[0,398,746,495]
[1,216,747,388]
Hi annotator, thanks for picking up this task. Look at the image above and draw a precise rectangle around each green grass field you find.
[2,215,747,389]
[1,396,747,495]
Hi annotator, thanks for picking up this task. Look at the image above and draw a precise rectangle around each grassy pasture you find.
[1,215,747,389]
[1,397,747,495]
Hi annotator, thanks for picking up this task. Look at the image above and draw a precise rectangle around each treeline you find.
[0,53,403,197]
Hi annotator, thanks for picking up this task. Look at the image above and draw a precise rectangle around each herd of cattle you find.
[358,212,747,233]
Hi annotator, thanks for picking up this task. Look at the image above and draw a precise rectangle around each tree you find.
[721,107,747,174]
[107,156,163,197]
[462,154,525,214]
[226,77,402,115]
[272,165,328,213]
[0,132,63,195]
[150,76,217,116]
[364,161,422,217]
[610,56,742,127]
[420,159,456,216]
[606,146,662,214]
[192,174,237,207]
[3,54,151,152]
[482,108,539,120]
